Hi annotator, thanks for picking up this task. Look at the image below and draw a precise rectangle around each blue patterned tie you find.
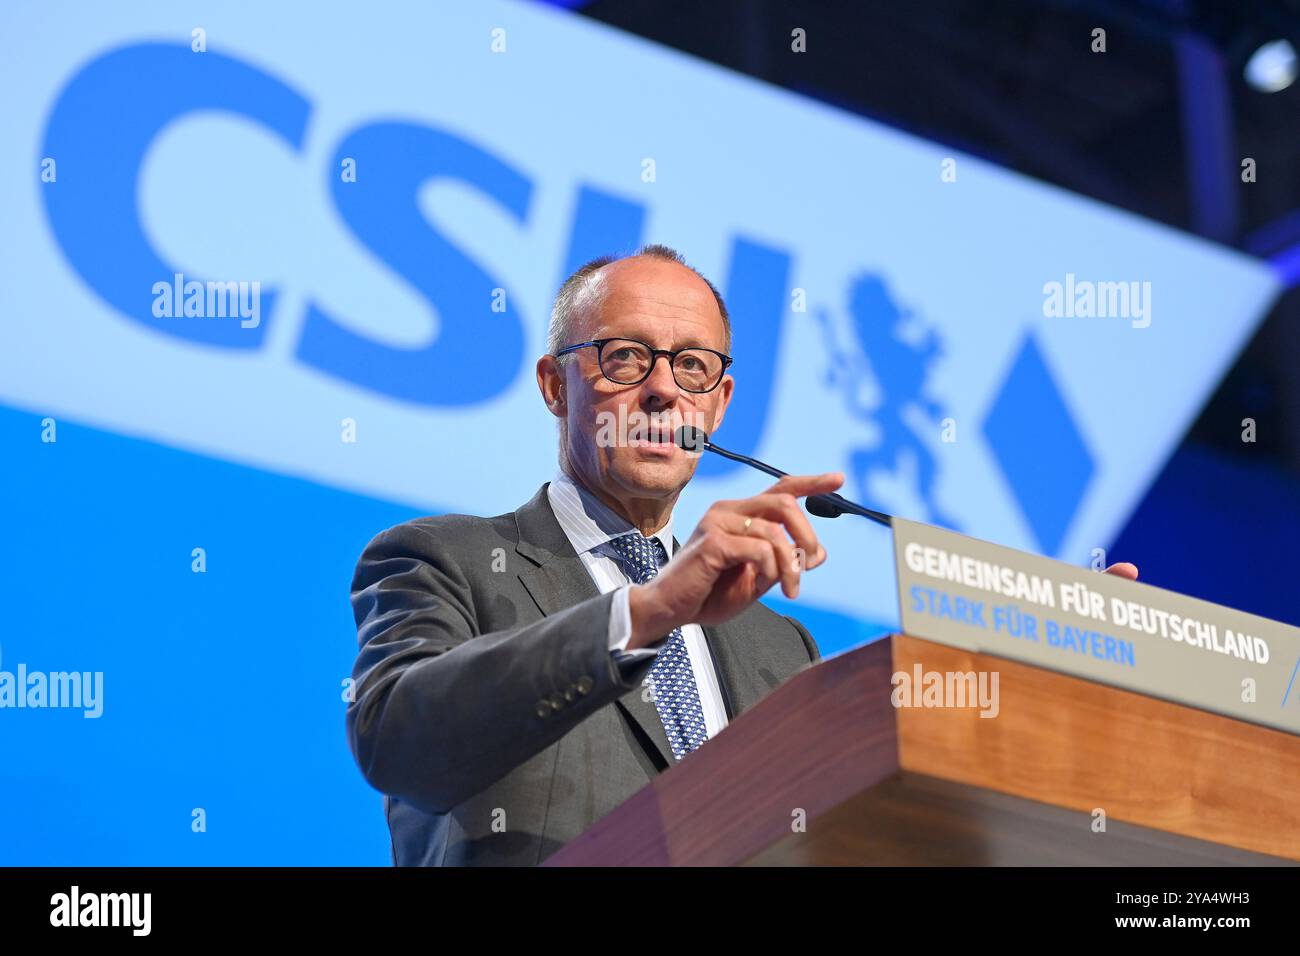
[606,532,709,760]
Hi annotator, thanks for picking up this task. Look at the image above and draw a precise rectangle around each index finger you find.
[764,472,845,498]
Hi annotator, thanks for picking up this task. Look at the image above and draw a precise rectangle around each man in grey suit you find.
[346,244,845,866]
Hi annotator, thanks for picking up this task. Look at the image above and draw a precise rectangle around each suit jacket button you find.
[535,700,550,718]
[576,675,594,695]
[563,685,577,702]
[548,694,565,711]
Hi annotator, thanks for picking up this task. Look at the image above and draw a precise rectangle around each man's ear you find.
[708,374,735,433]
[537,355,567,418]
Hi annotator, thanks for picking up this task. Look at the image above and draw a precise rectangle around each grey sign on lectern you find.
[891,516,1300,736]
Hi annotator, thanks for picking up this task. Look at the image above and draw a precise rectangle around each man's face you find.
[543,256,734,511]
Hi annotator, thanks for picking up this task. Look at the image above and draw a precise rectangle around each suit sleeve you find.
[785,614,821,664]
[345,523,655,816]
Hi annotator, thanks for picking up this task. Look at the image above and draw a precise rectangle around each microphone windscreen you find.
[675,424,709,453]
[806,495,843,518]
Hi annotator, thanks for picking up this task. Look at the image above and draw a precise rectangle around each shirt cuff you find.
[608,584,659,664]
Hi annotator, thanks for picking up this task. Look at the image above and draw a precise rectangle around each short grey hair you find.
[547,244,732,363]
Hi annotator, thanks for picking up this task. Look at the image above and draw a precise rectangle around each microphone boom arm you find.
[686,430,892,527]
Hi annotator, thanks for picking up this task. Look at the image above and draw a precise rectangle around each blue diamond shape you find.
[982,334,1094,555]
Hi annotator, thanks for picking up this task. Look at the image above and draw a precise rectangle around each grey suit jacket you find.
[346,482,821,866]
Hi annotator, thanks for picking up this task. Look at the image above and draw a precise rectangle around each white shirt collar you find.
[547,468,675,559]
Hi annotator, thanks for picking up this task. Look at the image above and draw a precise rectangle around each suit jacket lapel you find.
[700,624,739,721]
[514,484,677,767]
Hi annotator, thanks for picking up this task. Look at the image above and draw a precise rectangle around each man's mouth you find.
[630,423,679,448]
[615,411,687,448]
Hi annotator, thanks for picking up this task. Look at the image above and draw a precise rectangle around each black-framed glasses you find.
[554,337,733,393]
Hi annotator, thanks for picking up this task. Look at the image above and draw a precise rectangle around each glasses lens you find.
[600,339,653,383]
[673,348,724,392]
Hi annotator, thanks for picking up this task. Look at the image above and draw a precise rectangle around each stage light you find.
[1243,38,1297,92]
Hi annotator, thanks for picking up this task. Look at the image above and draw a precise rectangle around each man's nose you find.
[640,353,681,403]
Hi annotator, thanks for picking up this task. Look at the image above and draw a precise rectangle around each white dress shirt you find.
[546,468,729,737]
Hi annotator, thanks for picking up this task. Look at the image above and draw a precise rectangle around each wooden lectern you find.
[545,634,1300,865]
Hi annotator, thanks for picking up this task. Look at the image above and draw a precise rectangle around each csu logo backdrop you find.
[0,0,1281,862]
[5,0,1278,626]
